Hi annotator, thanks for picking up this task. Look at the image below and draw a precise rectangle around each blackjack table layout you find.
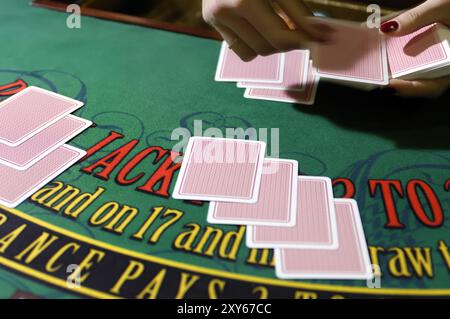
[0,0,449,299]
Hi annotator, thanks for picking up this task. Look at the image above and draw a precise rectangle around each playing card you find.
[411,62,450,79]
[321,78,379,91]
[0,145,86,208]
[207,158,298,226]
[312,18,388,85]
[275,199,373,280]
[237,50,310,91]
[247,175,338,248]
[0,115,91,170]
[172,137,266,203]
[215,41,285,83]
[387,23,450,79]
[244,61,319,105]
[0,86,84,146]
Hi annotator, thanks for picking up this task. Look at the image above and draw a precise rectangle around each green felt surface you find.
[0,0,449,299]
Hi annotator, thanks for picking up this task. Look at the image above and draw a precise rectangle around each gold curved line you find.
[1,206,449,297]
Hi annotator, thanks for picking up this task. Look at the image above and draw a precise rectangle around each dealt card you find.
[275,199,373,280]
[237,50,310,91]
[244,61,319,105]
[387,23,450,79]
[215,41,285,83]
[312,18,389,85]
[0,145,86,208]
[0,86,84,146]
[207,159,298,226]
[172,137,266,203]
[0,115,91,170]
[247,175,338,248]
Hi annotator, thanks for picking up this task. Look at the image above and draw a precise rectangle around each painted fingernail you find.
[380,20,399,33]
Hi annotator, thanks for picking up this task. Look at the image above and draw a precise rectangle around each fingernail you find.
[380,20,399,33]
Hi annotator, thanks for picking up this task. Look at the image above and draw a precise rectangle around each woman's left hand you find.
[381,0,450,98]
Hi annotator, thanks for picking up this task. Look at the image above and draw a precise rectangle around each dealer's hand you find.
[202,0,334,61]
[381,0,450,98]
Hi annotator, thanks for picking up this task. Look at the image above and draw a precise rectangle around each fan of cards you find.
[0,86,90,208]
[215,18,450,104]
[173,137,374,280]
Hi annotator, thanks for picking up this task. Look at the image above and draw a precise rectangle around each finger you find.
[380,0,447,36]
[389,76,450,98]
[243,1,312,51]
[214,23,257,61]
[220,15,277,56]
[380,10,406,24]
[275,0,335,40]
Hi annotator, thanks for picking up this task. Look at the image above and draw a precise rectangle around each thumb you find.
[389,76,450,98]
[380,0,444,36]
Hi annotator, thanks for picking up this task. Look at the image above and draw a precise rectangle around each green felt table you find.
[0,0,449,299]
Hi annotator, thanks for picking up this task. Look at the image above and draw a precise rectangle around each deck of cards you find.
[215,18,450,104]
[0,86,90,208]
[173,137,373,280]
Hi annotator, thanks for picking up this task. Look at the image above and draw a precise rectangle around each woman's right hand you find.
[381,0,450,97]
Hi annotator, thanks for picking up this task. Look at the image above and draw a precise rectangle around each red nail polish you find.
[380,21,399,33]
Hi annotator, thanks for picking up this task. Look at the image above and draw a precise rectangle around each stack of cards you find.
[215,18,450,101]
[173,137,373,280]
[0,86,91,208]
[215,43,320,105]
[312,18,450,88]
[386,23,450,80]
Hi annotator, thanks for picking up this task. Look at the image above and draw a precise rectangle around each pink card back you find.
[0,145,86,208]
[387,24,448,77]
[239,50,309,90]
[208,159,297,226]
[248,176,337,247]
[245,62,318,105]
[276,199,373,279]
[0,87,84,146]
[314,20,386,83]
[215,42,284,82]
[173,137,265,203]
[0,115,91,169]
